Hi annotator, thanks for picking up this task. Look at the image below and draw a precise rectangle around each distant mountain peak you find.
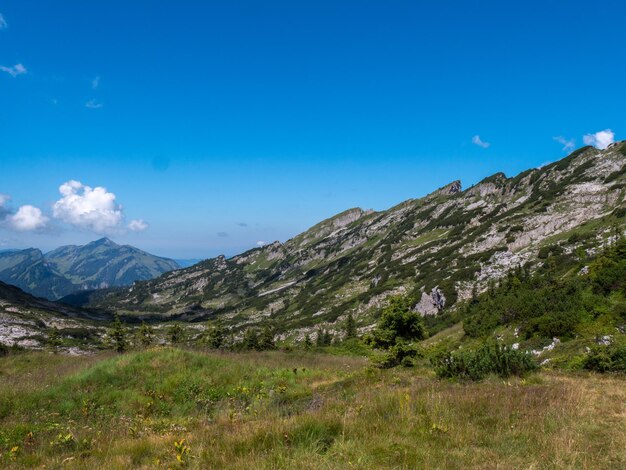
[89,237,118,247]
[0,239,179,300]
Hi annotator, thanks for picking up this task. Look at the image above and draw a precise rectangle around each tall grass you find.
[0,348,624,468]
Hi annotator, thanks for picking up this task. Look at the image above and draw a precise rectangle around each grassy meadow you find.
[0,347,624,469]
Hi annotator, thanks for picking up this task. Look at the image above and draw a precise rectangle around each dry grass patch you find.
[0,349,624,469]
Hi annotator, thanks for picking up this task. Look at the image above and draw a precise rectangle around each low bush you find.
[365,296,426,349]
[583,344,626,373]
[325,338,372,357]
[432,342,538,380]
[375,342,422,369]
[0,343,23,356]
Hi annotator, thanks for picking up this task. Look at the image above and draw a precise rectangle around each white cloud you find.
[553,136,576,152]
[1,195,49,232]
[92,76,100,89]
[53,180,124,233]
[128,219,149,232]
[8,205,48,231]
[2,182,147,235]
[85,99,103,109]
[0,63,27,77]
[0,13,7,29]
[256,240,266,247]
[472,135,490,148]
[583,129,615,150]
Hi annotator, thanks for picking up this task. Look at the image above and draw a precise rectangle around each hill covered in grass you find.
[0,347,624,469]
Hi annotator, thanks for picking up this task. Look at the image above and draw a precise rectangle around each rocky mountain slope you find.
[0,238,180,300]
[86,143,626,338]
[0,281,105,351]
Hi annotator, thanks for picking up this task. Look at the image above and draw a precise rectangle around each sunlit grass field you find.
[1,347,624,469]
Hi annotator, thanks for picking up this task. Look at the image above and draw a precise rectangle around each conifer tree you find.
[110,314,128,353]
[242,328,259,350]
[366,296,425,349]
[258,325,276,350]
[344,313,357,339]
[205,319,225,349]
[315,328,324,347]
[322,330,332,346]
[470,284,479,304]
[48,327,62,353]
[227,331,235,349]
[137,322,154,348]
[168,323,185,344]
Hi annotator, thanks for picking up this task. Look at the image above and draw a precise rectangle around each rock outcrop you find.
[413,287,446,316]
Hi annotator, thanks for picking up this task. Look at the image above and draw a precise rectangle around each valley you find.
[3,3,626,467]
[1,144,625,468]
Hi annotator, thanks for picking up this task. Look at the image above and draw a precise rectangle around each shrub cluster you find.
[365,296,426,368]
[239,326,276,351]
[583,344,626,373]
[462,237,626,342]
[376,342,422,368]
[432,342,538,380]
[366,296,426,349]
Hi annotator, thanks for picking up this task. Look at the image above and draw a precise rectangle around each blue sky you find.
[0,1,624,258]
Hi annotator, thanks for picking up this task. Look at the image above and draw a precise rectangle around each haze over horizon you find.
[1,1,624,258]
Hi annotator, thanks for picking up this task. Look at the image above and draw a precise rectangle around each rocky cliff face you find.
[414,287,446,316]
[87,143,626,338]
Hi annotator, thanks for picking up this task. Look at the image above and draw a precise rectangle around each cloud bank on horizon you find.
[0,181,148,235]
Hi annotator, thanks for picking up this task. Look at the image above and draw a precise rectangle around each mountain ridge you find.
[0,238,180,300]
[81,142,626,339]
